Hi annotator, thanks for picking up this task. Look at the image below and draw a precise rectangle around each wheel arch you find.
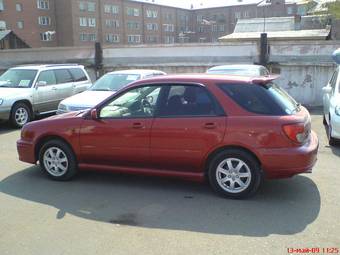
[204,145,262,177]
[34,135,76,162]
[11,100,34,114]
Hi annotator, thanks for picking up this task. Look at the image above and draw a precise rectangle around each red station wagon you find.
[17,75,319,199]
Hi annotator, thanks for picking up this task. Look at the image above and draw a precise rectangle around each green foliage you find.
[328,0,340,18]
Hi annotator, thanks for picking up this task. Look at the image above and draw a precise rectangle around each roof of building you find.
[219,28,330,41]
[133,0,270,10]
[0,30,12,41]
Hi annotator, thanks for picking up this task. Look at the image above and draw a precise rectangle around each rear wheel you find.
[10,103,32,128]
[208,149,262,199]
[328,121,337,146]
[39,140,78,181]
[323,115,327,125]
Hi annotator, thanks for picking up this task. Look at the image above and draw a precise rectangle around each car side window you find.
[99,85,162,119]
[69,68,88,82]
[158,85,218,117]
[36,70,57,85]
[54,69,74,84]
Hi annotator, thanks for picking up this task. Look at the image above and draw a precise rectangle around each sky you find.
[135,0,264,9]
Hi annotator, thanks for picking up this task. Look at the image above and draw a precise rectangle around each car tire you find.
[10,103,32,128]
[208,149,262,199]
[39,139,78,181]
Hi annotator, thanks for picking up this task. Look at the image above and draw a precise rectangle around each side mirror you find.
[90,109,98,120]
[322,86,332,94]
[36,81,47,88]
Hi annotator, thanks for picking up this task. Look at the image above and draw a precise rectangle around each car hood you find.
[0,87,31,98]
[61,90,115,108]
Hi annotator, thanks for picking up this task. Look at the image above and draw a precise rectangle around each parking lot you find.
[0,109,339,255]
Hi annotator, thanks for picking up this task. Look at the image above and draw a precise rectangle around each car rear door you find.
[54,69,74,102]
[150,84,226,173]
[69,68,91,94]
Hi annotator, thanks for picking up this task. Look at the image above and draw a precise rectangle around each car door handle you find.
[52,87,57,90]
[204,123,217,129]
[132,123,145,129]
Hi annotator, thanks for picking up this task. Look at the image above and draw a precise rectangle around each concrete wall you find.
[0,41,339,106]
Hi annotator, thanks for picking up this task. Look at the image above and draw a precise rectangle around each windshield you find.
[207,68,261,76]
[90,73,141,91]
[0,69,37,88]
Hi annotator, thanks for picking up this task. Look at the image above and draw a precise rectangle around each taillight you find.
[282,123,308,144]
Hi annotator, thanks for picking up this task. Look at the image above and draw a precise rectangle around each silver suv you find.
[0,64,92,127]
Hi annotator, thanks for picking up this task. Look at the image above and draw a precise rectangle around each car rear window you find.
[54,69,73,84]
[219,82,299,115]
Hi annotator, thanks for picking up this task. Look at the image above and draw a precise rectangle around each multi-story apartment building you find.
[0,0,57,48]
[0,0,298,48]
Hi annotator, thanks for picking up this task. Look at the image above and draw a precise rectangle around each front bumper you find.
[17,139,36,164]
[258,130,319,179]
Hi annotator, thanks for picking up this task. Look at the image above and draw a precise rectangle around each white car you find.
[322,48,340,145]
[206,64,270,76]
[57,69,166,114]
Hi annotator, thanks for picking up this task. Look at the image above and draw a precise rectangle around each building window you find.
[0,0,4,11]
[88,2,95,12]
[88,18,96,27]
[164,36,175,44]
[0,20,6,30]
[198,26,204,33]
[235,12,241,19]
[127,21,140,30]
[79,1,86,11]
[38,16,51,26]
[16,3,23,12]
[127,35,141,43]
[79,17,87,27]
[163,24,174,32]
[287,6,294,15]
[37,0,49,10]
[243,11,250,18]
[105,4,119,14]
[146,10,158,18]
[127,7,139,17]
[89,33,96,41]
[212,24,218,32]
[106,34,119,43]
[197,15,203,23]
[17,21,24,29]
[80,33,88,41]
[40,32,53,41]
[146,23,158,31]
[105,19,119,28]
[218,24,225,32]
[146,35,158,43]
[164,13,173,21]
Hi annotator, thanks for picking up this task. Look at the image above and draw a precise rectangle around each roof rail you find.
[44,64,81,68]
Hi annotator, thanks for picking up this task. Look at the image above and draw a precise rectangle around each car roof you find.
[208,64,267,71]
[107,69,166,76]
[128,74,278,88]
[10,64,85,70]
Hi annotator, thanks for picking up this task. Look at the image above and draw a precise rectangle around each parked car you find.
[322,48,340,145]
[0,64,91,128]
[57,69,166,114]
[206,64,270,76]
[17,74,318,199]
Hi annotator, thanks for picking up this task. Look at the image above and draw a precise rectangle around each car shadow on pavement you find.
[0,166,321,237]
[0,123,17,135]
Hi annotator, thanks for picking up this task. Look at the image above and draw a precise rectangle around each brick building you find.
[0,0,298,48]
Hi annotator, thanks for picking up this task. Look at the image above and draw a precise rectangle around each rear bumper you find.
[17,139,36,164]
[258,130,319,179]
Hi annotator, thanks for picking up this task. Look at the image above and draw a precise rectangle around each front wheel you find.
[208,149,262,199]
[39,140,78,181]
[10,103,32,128]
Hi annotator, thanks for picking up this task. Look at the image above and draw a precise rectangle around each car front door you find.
[79,85,162,169]
[150,84,226,173]
[33,70,58,113]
